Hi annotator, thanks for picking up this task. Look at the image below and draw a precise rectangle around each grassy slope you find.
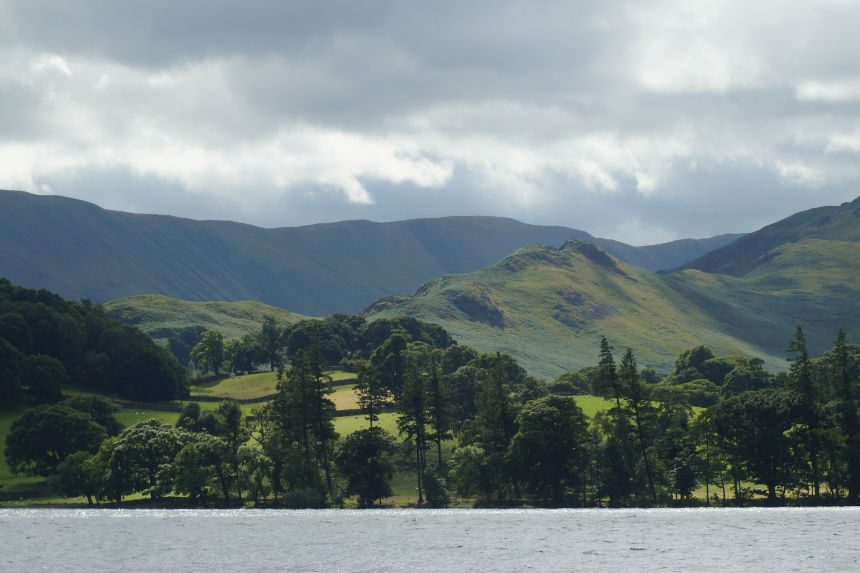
[0,189,739,315]
[104,294,308,341]
[680,197,859,276]
[366,234,858,379]
[191,372,279,401]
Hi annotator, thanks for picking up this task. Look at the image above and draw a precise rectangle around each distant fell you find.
[0,190,738,315]
[679,197,859,276]
[365,201,859,378]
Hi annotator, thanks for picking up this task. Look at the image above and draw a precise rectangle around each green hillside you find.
[104,294,308,341]
[0,189,738,315]
[679,197,859,276]
[365,230,859,378]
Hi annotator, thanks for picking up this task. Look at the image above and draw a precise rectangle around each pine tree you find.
[832,329,859,503]
[355,362,389,430]
[397,362,429,504]
[425,351,452,470]
[787,325,821,498]
[620,348,656,502]
[596,338,638,501]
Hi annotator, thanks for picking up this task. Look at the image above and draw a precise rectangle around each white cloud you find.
[31,54,71,77]
[0,1,857,244]
[795,79,860,103]
[775,161,824,187]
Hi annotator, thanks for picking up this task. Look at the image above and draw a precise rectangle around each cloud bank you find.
[1,0,857,244]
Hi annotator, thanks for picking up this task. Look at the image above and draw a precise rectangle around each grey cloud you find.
[0,0,857,244]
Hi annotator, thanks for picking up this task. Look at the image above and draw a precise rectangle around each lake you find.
[1,507,857,572]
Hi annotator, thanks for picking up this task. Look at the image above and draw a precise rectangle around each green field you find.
[191,372,279,401]
[331,385,360,411]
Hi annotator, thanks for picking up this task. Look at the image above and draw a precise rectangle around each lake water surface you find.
[1,507,857,572]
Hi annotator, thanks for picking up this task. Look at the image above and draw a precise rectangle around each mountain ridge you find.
[0,189,739,315]
[364,199,859,377]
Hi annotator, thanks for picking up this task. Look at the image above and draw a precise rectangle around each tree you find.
[446,365,485,433]
[334,428,396,508]
[21,354,67,404]
[786,325,822,499]
[214,400,250,501]
[190,329,225,376]
[831,329,860,503]
[473,357,517,499]
[257,315,283,372]
[61,395,124,436]
[507,396,588,506]
[596,337,622,405]
[722,358,770,397]
[620,348,656,502]
[225,337,254,375]
[5,404,107,476]
[447,445,492,501]
[109,419,190,500]
[595,339,638,501]
[172,432,233,504]
[397,361,429,504]
[710,389,800,504]
[0,337,24,404]
[238,444,273,507]
[52,450,103,505]
[424,350,452,470]
[354,362,389,430]
[371,334,408,398]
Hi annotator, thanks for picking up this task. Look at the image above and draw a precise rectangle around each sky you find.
[1,1,858,245]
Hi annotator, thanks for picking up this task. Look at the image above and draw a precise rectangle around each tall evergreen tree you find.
[596,338,638,501]
[475,357,516,499]
[832,329,860,503]
[305,333,337,499]
[620,348,656,502]
[425,351,453,470]
[355,362,389,430]
[597,337,622,407]
[786,325,821,498]
[397,362,429,504]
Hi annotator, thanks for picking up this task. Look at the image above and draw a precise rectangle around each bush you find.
[281,486,327,509]
[422,469,449,508]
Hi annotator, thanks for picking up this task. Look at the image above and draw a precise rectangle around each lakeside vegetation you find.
[2,280,857,508]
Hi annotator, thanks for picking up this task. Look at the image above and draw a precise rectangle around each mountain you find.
[365,201,860,378]
[678,197,860,276]
[0,190,738,315]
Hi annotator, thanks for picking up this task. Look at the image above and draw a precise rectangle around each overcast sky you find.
[1,1,857,244]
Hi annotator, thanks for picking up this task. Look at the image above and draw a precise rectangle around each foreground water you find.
[1,507,857,572]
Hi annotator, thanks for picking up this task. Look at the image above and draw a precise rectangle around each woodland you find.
[2,279,858,508]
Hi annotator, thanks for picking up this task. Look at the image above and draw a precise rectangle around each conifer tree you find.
[832,329,859,503]
[397,362,429,504]
[620,348,656,502]
[787,325,821,498]
[355,362,389,430]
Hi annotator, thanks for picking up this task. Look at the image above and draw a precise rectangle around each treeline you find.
[8,317,858,508]
[0,278,188,403]
[183,313,454,378]
[3,280,858,507]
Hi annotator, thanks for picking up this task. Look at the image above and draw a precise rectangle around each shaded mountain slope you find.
[679,197,859,276]
[0,190,738,315]
[365,204,859,379]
